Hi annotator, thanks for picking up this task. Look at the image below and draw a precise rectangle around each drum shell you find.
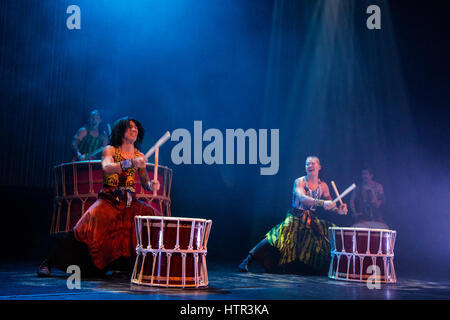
[132,216,212,288]
[330,228,395,255]
[138,219,208,251]
[53,198,97,232]
[328,227,397,283]
[51,161,172,234]
[329,254,396,282]
[133,252,205,286]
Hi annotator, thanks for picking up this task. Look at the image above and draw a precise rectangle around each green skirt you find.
[265,209,336,275]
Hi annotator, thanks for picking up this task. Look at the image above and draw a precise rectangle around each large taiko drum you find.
[50,161,173,234]
[131,216,212,288]
[328,227,397,283]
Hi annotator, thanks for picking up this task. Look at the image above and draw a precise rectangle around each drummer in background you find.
[238,156,348,275]
[38,116,161,277]
[350,167,386,225]
[72,109,108,161]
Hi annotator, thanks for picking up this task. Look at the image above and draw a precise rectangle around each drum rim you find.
[135,215,212,223]
[328,227,395,233]
[54,160,173,171]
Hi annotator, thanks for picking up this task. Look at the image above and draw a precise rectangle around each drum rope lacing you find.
[328,227,397,283]
[132,216,212,288]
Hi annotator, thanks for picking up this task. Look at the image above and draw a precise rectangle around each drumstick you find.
[144,131,171,161]
[84,146,103,159]
[153,147,159,197]
[331,181,344,206]
[332,183,356,204]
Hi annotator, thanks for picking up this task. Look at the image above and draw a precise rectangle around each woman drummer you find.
[238,156,348,275]
[38,117,160,277]
[72,109,108,161]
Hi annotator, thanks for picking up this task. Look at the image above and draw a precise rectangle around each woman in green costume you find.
[239,156,348,275]
[72,109,108,161]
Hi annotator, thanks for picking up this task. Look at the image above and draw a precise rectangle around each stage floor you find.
[0,261,449,300]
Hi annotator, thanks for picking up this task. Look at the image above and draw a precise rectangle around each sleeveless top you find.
[79,131,103,156]
[103,147,140,190]
[292,176,323,211]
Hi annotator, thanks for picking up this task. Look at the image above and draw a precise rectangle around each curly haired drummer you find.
[38,117,161,277]
[238,156,348,275]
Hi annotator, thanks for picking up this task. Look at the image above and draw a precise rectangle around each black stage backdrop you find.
[0,0,449,276]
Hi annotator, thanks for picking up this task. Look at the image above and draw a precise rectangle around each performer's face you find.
[361,170,373,183]
[89,112,101,127]
[123,120,139,143]
[305,158,321,175]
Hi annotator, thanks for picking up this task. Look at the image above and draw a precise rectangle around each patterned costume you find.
[78,132,103,157]
[73,147,158,270]
[246,177,337,275]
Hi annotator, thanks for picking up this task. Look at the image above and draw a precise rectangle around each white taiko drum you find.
[328,227,397,283]
[50,161,172,234]
[131,216,212,288]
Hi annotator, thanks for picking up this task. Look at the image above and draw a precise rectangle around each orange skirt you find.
[73,189,158,270]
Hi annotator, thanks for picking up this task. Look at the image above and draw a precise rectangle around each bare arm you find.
[323,182,348,215]
[72,127,87,159]
[138,168,151,190]
[293,179,335,210]
[136,151,160,192]
[293,178,316,207]
[136,151,151,190]
[102,146,122,174]
[102,146,148,175]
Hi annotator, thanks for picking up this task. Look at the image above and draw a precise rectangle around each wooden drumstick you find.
[145,131,171,161]
[331,181,344,206]
[144,131,170,197]
[332,183,356,204]
[153,147,159,197]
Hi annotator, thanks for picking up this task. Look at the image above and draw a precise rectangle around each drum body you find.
[328,227,397,283]
[50,161,172,234]
[131,216,212,288]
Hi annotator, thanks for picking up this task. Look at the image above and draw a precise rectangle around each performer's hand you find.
[150,180,160,192]
[337,203,348,215]
[132,157,146,169]
[324,200,336,211]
